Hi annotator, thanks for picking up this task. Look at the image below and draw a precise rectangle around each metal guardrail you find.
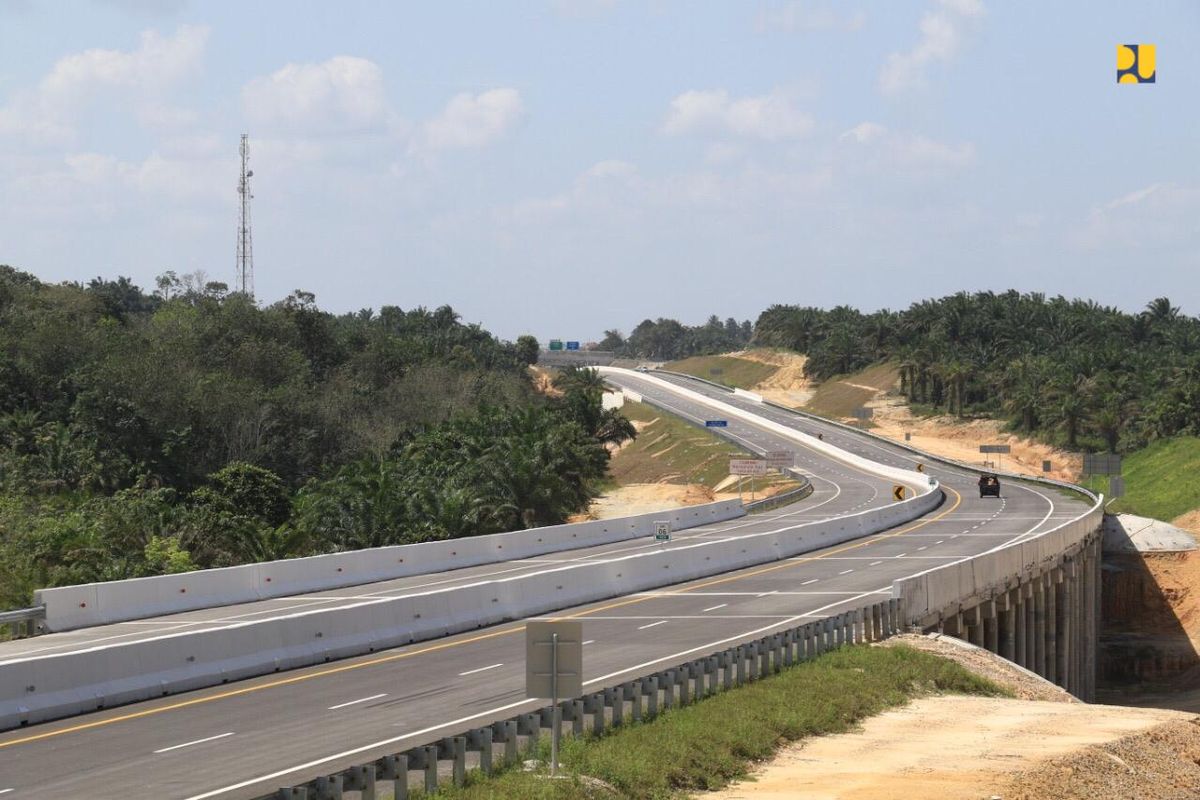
[260,598,906,799]
[743,473,814,513]
[0,606,45,639]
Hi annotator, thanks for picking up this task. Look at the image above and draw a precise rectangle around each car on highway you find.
[635,365,649,372]
[978,473,1001,498]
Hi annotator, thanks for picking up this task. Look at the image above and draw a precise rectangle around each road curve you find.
[0,373,1091,799]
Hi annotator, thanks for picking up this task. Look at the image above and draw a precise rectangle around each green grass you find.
[1081,436,1200,520]
[663,355,777,390]
[803,362,899,420]
[421,644,1009,799]
[607,401,753,487]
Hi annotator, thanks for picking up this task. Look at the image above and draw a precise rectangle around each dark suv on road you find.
[978,473,1001,498]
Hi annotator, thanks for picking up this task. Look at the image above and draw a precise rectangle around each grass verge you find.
[608,401,751,488]
[663,355,777,390]
[802,362,899,420]
[1081,436,1200,520]
[423,644,1009,799]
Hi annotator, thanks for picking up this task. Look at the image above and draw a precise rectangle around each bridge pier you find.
[917,531,1101,702]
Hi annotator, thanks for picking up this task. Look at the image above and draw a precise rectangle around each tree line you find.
[754,292,1200,453]
[596,315,753,360]
[0,267,632,609]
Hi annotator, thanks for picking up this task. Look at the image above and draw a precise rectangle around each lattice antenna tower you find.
[235,133,255,298]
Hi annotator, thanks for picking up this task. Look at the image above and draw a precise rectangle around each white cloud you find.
[662,89,813,141]
[756,2,866,33]
[878,0,984,95]
[1073,183,1200,251]
[242,56,390,133]
[0,25,208,142]
[419,88,524,150]
[839,122,975,169]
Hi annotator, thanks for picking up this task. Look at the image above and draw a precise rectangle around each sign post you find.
[526,621,583,777]
[979,444,1011,471]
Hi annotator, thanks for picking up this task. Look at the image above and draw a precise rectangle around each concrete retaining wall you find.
[35,500,745,632]
[1,481,941,730]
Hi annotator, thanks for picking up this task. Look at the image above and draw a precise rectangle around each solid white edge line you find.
[327,693,388,711]
[458,663,504,677]
[183,589,888,800]
[153,731,236,754]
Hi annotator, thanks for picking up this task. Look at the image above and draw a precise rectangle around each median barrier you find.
[1,479,941,730]
[35,499,746,631]
[598,367,931,494]
[732,388,763,402]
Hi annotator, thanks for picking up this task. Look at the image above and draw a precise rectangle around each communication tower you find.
[235,134,255,298]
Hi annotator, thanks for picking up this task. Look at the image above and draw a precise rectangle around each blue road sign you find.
[705,420,728,428]
[566,341,580,351]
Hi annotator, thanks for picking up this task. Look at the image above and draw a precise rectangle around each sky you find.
[0,1,1197,342]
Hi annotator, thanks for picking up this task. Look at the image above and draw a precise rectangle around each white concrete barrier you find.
[0,480,941,730]
[599,367,932,495]
[35,499,746,631]
[733,388,763,403]
[893,496,1104,625]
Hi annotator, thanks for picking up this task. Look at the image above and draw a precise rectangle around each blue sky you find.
[0,1,1196,341]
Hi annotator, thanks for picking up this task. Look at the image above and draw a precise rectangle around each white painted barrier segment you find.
[599,367,933,496]
[35,499,746,632]
[893,496,1104,625]
[0,478,941,730]
[732,388,763,403]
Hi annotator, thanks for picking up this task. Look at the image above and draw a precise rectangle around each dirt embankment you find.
[702,635,1200,800]
[730,349,815,407]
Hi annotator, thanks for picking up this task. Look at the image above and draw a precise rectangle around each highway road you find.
[0,372,1091,798]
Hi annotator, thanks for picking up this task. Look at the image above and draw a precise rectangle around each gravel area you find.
[1003,718,1200,799]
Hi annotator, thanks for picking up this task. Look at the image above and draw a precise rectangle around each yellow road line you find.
[0,486,961,750]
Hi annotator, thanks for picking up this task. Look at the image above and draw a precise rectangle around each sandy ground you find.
[701,697,1197,800]
[584,484,740,520]
[701,635,1200,799]
[732,349,816,407]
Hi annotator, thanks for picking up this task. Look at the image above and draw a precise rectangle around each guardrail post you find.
[678,664,691,705]
[345,765,375,800]
[735,646,747,685]
[468,727,494,774]
[314,774,343,799]
[645,676,659,717]
[519,713,541,753]
[571,699,585,736]
[378,754,408,800]
[721,651,733,690]
[586,692,605,735]
[452,736,467,786]
[627,680,643,722]
[421,745,438,794]
[758,639,770,677]
[277,788,306,799]
[604,686,622,728]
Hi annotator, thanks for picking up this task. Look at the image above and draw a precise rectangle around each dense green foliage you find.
[597,315,753,360]
[0,267,631,609]
[428,645,1008,800]
[755,292,1200,452]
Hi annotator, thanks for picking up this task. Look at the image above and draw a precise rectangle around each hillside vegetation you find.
[661,354,776,390]
[0,267,633,609]
[756,293,1199,454]
[1083,436,1200,521]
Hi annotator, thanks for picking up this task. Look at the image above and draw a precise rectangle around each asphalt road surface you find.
[0,371,1090,798]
